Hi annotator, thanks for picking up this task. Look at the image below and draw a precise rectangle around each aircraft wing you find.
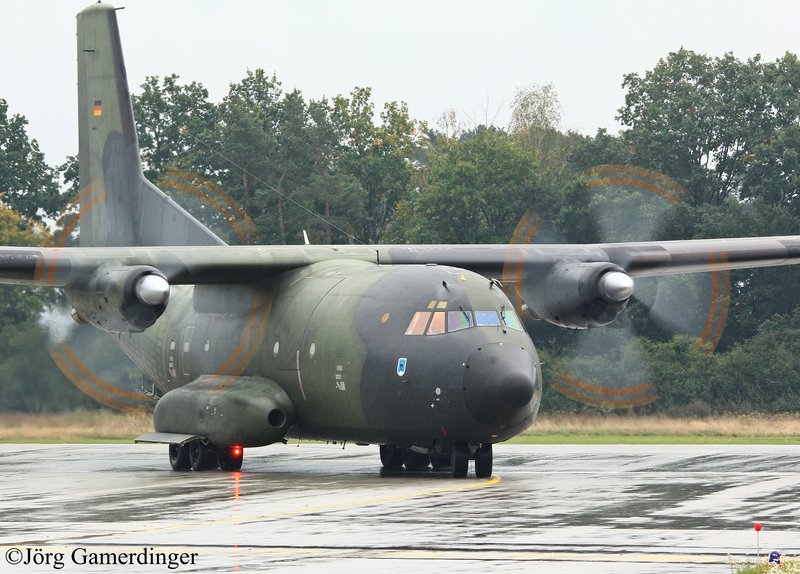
[1,236,800,287]
[0,245,377,286]
[377,236,800,278]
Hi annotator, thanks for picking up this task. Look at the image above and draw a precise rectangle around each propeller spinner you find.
[598,271,634,302]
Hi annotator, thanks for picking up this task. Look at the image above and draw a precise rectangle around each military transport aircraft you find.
[2,2,800,478]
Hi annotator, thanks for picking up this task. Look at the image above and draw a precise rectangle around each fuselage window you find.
[426,312,446,335]
[500,307,524,331]
[447,310,474,332]
[475,311,501,326]
[405,311,431,335]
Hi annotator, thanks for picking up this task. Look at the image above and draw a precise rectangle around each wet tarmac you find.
[0,443,798,573]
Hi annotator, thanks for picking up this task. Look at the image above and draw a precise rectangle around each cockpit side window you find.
[500,306,524,331]
[405,311,431,335]
[426,312,446,335]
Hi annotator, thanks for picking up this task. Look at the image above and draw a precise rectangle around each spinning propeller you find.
[509,165,730,408]
[46,171,258,410]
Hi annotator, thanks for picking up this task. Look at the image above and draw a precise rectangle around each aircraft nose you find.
[463,343,537,428]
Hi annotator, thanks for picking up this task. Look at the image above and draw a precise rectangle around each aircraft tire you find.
[403,450,431,471]
[474,443,493,478]
[169,443,190,471]
[450,442,469,478]
[218,447,244,471]
[379,445,404,470]
[188,440,217,471]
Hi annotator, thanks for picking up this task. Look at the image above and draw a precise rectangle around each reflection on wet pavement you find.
[0,443,797,573]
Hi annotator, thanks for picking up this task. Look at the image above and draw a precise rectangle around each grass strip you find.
[0,410,799,444]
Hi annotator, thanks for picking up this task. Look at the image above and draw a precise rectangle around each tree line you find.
[1,48,799,413]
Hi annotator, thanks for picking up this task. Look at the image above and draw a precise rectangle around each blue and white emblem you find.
[396,357,407,377]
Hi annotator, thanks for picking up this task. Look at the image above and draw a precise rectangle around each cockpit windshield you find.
[474,311,500,326]
[404,303,524,335]
[447,309,474,332]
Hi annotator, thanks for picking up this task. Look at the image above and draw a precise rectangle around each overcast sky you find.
[1,0,799,166]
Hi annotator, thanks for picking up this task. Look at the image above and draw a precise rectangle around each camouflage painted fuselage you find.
[117,260,541,449]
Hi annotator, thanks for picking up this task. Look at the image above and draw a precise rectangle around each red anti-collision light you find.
[232,446,242,457]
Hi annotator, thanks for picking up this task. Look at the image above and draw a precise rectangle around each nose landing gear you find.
[450,442,469,478]
[379,441,493,478]
[474,443,493,478]
[451,441,493,478]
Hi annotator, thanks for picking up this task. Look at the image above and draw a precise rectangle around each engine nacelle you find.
[522,261,634,329]
[153,376,295,448]
[65,265,170,333]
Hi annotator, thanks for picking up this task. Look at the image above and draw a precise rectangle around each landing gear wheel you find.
[403,451,431,471]
[450,442,468,478]
[169,443,190,471]
[188,440,216,471]
[218,446,244,471]
[380,445,405,470]
[474,443,493,478]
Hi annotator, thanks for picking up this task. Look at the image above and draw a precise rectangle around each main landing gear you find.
[379,442,493,478]
[169,441,243,471]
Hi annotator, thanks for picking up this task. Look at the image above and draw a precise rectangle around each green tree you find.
[302,98,365,244]
[0,204,53,329]
[618,49,800,209]
[738,53,800,212]
[568,129,630,171]
[710,309,800,412]
[212,70,282,242]
[0,321,97,412]
[387,127,547,244]
[619,50,728,204]
[333,88,424,244]
[214,73,374,245]
[0,99,62,218]
[251,88,314,244]
[132,75,217,180]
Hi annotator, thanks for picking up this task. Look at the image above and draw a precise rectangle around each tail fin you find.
[76,3,224,247]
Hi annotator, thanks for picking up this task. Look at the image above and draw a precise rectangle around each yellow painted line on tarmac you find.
[102,475,502,540]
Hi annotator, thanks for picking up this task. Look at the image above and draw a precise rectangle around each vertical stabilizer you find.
[77,3,224,247]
